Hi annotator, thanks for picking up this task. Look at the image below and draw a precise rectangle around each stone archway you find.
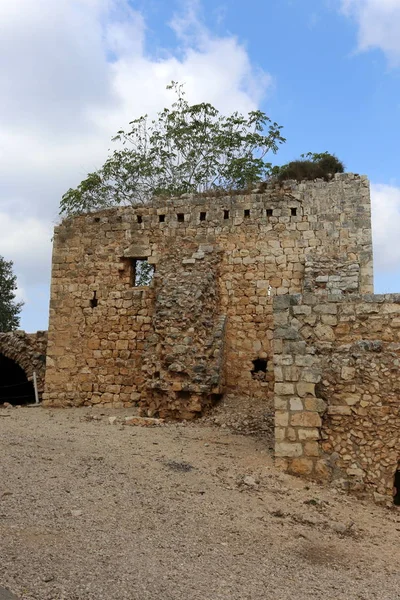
[0,331,47,404]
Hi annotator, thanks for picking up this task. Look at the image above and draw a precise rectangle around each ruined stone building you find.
[2,173,400,500]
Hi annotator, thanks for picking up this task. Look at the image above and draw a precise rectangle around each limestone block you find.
[327,406,352,415]
[290,398,304,411]
[304,397,327,413]
[304,441,320,457]
[298,428,320,441]
[290,412,322,427]
[288,458,314,476]
[315,324,335,341]
[275,411,289,427]
[275,442,303,458]
[296,382,316,397]
[275,383,295,396]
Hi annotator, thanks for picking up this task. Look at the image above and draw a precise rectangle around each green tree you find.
[60,82,285,215]
[0,256,23,332]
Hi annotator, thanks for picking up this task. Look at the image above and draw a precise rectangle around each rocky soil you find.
[0,406,399,600]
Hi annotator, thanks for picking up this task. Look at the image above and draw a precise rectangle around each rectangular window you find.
[266,209,273,217]
[159,214,165,223]
[224,210,229,219]
[120,258,155,287]
[137,215,143,224]
[200,212,206,221]
[133,259,154,286]
[244,209,250,218]
[291,207,297,216]
[177,213,185,222]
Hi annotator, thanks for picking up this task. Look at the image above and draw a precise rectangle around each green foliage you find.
[60,82,285,216]
[0,256,23,332]
[135,260,154,287]
[272,152,345,182]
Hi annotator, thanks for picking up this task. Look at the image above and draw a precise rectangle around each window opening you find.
[251,358,268,381]
[90,291,98,308]
[224,210,230,220]
[130,258,155,287]
[266,209,273,217]
[177,213,185,222]
[159,214,165,223]
[200,212,206,221]
[137,215,143,224]
[394,461,400,507]
[291,207,297,216]
[244,209,250,219]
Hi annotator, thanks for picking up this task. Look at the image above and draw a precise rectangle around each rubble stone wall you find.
[273,293,400,499]
[0,331,48,396]
[43,174,372,417]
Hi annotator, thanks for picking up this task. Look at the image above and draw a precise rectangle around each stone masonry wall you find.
[0,330,48,396]
[273,293,400,500]
[43,174,372,417]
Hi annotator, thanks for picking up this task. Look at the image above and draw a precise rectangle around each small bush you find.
[273,152,345,183]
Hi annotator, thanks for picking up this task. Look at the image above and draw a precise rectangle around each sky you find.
[1,0,400,332]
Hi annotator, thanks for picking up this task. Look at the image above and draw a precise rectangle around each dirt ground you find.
[0,406,399,600]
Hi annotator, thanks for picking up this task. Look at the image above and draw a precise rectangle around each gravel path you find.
[0,407,399,600]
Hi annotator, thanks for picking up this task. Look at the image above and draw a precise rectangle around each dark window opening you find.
[0,354,35,406]
[291,207,297,216]
[266,209,273,217]
[244,209,250,219]
[177,213,185,222]
[153,371,160,379]
[251,358,268,381]
[90,291,98,308]
[177,390,191,400]
[394,463,400,506]
[137,215,143,224]
[94,217,100,222]
[200,212,206,221]
[159,214,165,223]
[130,258,155,287]
[224,210,230,220]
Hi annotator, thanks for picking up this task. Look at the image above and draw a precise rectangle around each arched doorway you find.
[0,353,35,405]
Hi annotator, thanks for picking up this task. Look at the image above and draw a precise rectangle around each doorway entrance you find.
[0,354,35,405]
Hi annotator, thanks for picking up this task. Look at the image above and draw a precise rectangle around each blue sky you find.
[1,0,400,331]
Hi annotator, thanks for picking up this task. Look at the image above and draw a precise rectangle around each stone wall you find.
[273,293,400,499]
[43,174,373,417]
[0,330,48,396]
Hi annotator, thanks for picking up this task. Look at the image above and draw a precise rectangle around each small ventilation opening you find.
[251,358,268,381]
[291,207,297,216]
[244,209,250,219]
[266,209,273,217]
[200,212,206,221]
[90,291,98,308]
[394,462,400,506]
[0,354,35,406]
[137,215,143,224]
[159,214,165,223]
[177,213,185,222]
[224,210,229,220]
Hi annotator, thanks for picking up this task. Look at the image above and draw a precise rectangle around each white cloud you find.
[371,183,400,271]
[0,0,272,331]
[341,0,400,64]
